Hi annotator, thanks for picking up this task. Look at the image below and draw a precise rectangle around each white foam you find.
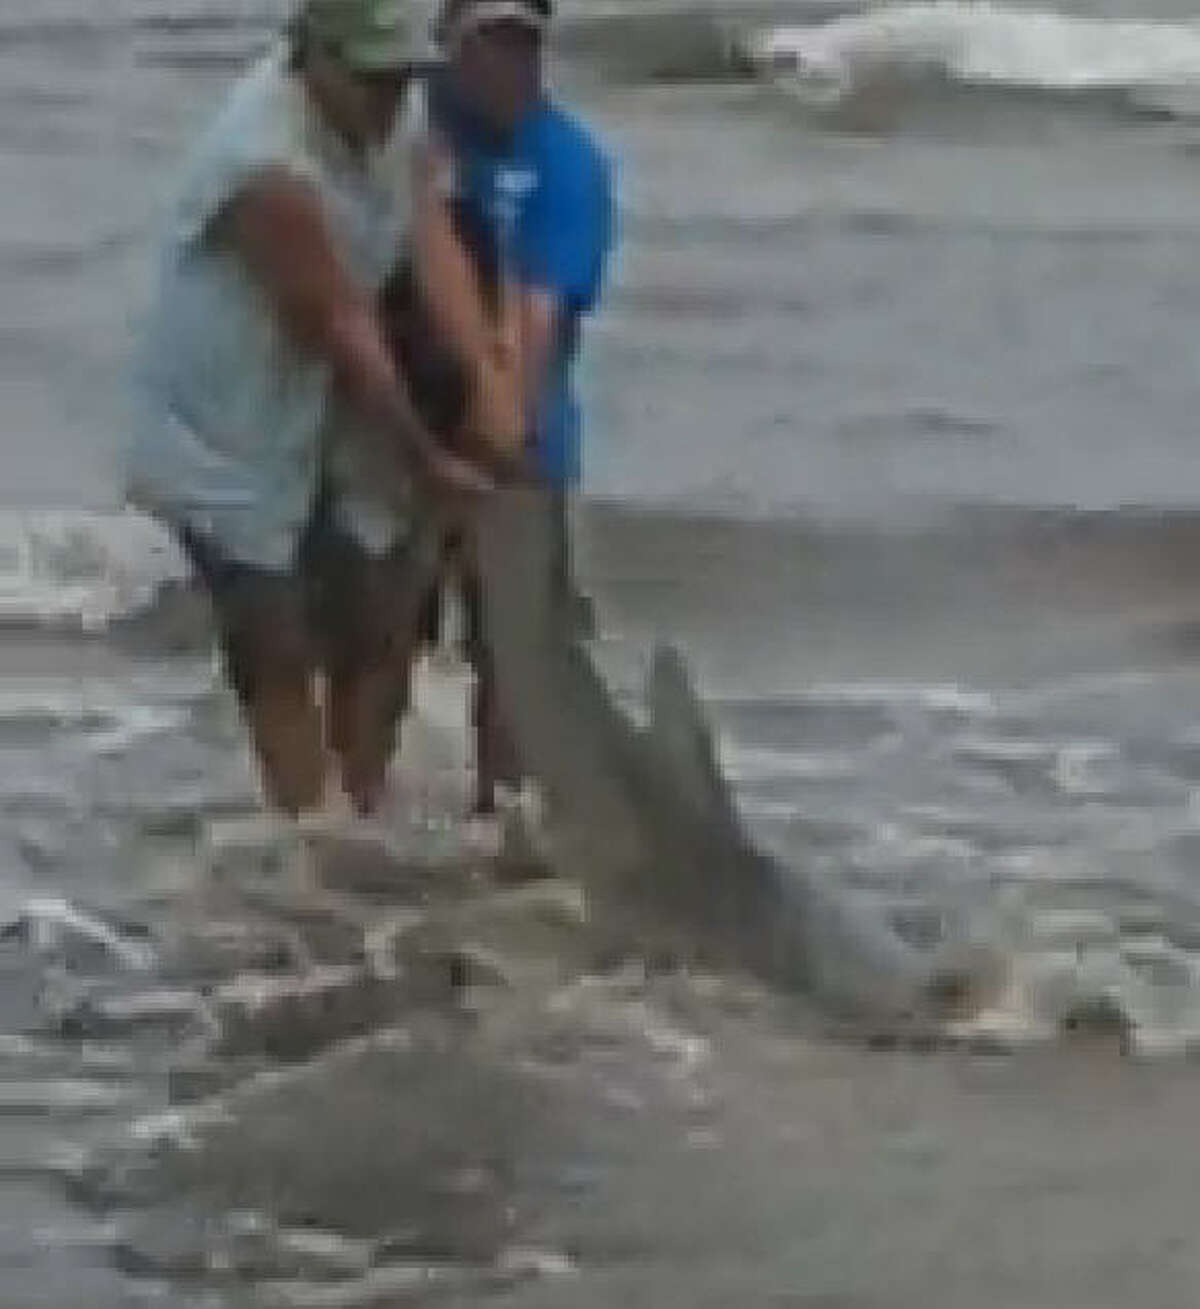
[0,676,202,755]
[870,827,976,861]
[802,680,997,716]
[6,896,157,971]
[0,1079,134,1114]
[0,507,186,633]
[748,3,1200,100]
[720,741,864,783]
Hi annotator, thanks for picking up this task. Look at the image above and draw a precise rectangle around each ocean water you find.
[10,0,1200,1302]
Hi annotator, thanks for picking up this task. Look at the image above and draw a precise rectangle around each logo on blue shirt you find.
[430,80,615,486]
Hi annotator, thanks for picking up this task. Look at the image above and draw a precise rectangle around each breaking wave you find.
[0,509,187,633]
[743,3,1200,116]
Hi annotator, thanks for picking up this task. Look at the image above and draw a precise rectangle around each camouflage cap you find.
[294,0,433,71]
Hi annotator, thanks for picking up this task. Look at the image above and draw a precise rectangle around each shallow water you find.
[11,0,1200,1302]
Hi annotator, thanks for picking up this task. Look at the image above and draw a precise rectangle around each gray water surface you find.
[10,0,1200,1303]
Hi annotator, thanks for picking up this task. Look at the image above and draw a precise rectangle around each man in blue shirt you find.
[427,0,613,491]
[412,0,616,812]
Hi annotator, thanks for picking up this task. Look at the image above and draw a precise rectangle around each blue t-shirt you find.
[430,78,615,486]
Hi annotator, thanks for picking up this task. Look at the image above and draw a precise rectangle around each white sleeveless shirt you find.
[126,44,422,569]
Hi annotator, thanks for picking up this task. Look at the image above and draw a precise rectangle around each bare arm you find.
[506,286,559,420]
[412,188,564,466]
[410,149,527,462]
[410,156,497,371]
[409,148,578,476]
[214,168,489,493]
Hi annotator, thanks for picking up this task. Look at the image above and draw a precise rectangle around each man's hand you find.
[422,443,495,497]
[412,137,456,203]
[467,347,526,458]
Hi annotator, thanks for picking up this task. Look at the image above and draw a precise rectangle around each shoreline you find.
[1,644,1200,1305]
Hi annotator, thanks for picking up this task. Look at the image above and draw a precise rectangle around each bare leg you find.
[212,567,326,817]
[456,531,519,815]
[317,521,444,815]
[471,652,514,815]
[330,650,416,815]
[243,675,325,816]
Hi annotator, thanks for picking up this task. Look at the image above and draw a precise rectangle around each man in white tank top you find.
[126,0,492,816]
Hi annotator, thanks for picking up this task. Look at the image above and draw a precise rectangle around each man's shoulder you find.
[209,47,296,140]
[168,46,312,245]
[525,102,612,191]
[182,46,315,196]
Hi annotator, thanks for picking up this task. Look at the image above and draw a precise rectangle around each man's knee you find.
[190,550,323,812]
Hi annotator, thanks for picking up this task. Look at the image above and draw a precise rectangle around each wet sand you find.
[475,1025,1200,1309]
[4,634,1200,1306]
